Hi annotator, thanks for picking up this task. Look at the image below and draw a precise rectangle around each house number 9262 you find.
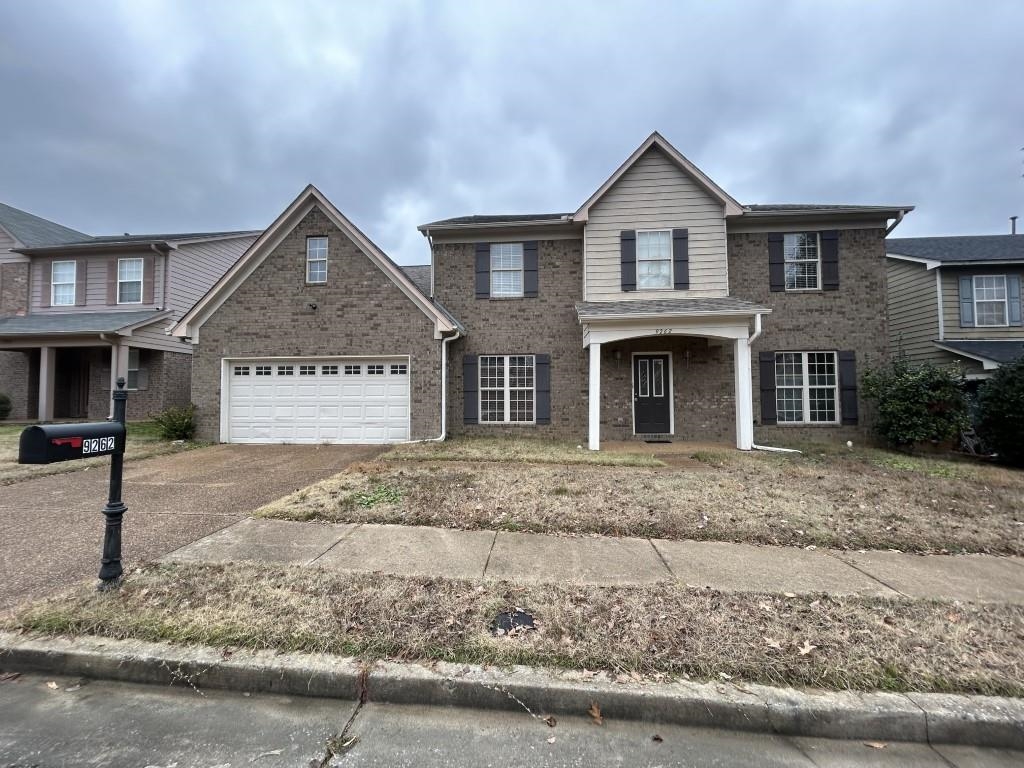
[654,328,673,335]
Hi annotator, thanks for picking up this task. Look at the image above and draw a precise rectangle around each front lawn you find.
[256,438,1024,555]
[0,422,202,486]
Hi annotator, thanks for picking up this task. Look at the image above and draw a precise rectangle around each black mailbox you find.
[19,422,127,465]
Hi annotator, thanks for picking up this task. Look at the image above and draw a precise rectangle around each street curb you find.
[1,632,1022,749]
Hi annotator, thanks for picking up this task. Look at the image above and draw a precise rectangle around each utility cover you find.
[491,608,536,636]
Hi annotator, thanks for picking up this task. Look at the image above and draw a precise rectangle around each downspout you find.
[748,312,802,454]
[885,210,905,236]
[404,328,461,443]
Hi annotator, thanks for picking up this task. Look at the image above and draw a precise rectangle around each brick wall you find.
[0,262,29,315]
[0,350,31,420]
[191,206,443,441]
[728,228,889,444]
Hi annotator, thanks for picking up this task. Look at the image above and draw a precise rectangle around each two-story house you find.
[173,133,911,450]
[886,235,1024,379]
[0,202,258,421]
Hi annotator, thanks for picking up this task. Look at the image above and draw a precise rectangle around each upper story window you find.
[784,233,820,290]
[636,230,672,289]
[117,258,143,304]
[974,275,1008,327]
[51,260,76,306]
[490,243,523,297]
[306,237,328,283]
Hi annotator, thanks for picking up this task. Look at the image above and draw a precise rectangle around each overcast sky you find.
[1,1,1021,264]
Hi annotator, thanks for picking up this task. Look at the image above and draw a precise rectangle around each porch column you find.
[734,337,754,450]
[109,342,121,419]
[588,342,601,451]
[38,346,56,422]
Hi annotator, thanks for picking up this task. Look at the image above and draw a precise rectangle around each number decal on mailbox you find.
[82,436,116,455]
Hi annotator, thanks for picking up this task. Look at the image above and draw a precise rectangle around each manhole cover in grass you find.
[491,608,536,636]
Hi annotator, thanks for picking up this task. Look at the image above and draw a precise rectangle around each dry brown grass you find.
[257,447,1024,555]
[386,436,664,467]
[10,562,1023,695]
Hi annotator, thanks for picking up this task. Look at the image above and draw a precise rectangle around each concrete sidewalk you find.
[164,518,1024,604]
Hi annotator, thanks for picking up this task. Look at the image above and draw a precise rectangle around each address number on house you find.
[83,437,117,455]
[653,328,674,335]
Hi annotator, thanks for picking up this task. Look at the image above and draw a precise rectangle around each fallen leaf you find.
[863,741,888,749]
[783,592,797,598]
[546,736,556,744]
[581,669,597,680]
[46,681,59,690]
[652,734,664,743]
[543,715,557,728]
[798,640,818,656]
[588,701,604,726]
[763,637,782,651]
[718,672,733,680]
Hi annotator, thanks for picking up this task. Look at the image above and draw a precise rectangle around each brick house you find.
[0,202,257,421]
[175,133,912,449]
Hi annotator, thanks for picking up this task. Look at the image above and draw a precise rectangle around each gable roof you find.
[400,265,432,294]
[573,132,744,222]
[0,202,91,247]
[172,185,459,341]
[886,235,1024,265]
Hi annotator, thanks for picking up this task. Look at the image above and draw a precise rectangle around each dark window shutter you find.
[75,258,88,306]
[535,354,551,424]
[768,234,785,292]
[672,228,689,290]
[143,255,156,305]
[620,230,636,291]
[1008,275,1022,326]
[820,230,839,290]
[463,355,479,424]
[838,351,858,425]
[523,241,538,298]
[474,243,490,299]
[758,351,777,425]
[39,258,51,308]
[958,277,974,327]
[106,258,118,305]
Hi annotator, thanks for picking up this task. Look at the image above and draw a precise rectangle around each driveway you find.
[0,444,382,610]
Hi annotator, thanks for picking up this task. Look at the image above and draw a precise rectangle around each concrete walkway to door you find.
[0,444,382,610]
[165,518,1024,605]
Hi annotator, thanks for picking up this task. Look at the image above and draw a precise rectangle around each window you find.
[306,237,327,283]
[232,364,250,377]
[299,365,316,376]
[255,365,272,376]
[321,365,339,375]
[636,230,672,289]
[490,243,523,297]
[344,364,361,375]
[51,261,76,306]
[479,355,535,424]
[117,258,144,304]
[367,364,385,375]
[974,275,1008,327]
[127,348,141,389]
[783,233,820,290]
[775,352,837,424]
[277,365,294,375]
[390,363,408,375]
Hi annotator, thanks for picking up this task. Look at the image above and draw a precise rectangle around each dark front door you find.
[633,354,671,434]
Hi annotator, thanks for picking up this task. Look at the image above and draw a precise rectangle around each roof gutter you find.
[885,209,906,236]
[14,240,174,256]
[578,308,772,323]
[416,216,575,233]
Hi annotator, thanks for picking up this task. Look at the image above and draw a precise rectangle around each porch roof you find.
[576,297,770,323]
[0,310,167,336]
[934,340,1024,366]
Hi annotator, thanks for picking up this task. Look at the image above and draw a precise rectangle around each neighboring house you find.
[0,202,258,421]
[886,236,1024,379]
[174,132,912,450]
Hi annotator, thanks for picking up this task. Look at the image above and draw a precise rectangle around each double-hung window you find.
[490,243,523,297]
[117,258,143,304]
[51,261,76,306]
[126,348,141,390]
[775,351,838,424]
[973,275,1008,327]
[306,237,328,283]
[783,233,820,290]
[636,230,672,289]
[479,355,535,423]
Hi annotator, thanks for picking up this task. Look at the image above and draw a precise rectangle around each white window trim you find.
[479,354,536,424]
[51,260,76,306]
[635,229,673,290]
[783,232,822,292]
[489,243,524,298]
[973,274,1009,328]
[306,236,328,284]
[775,351,840,425]
[126,348,141,391]
[117,257,144,305]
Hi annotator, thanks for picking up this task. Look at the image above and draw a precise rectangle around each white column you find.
[109,342,120,418]
[734,337,753,450]
[588,342,601,451]
[38,346,56,422]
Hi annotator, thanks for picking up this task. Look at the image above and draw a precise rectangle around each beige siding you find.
[941,266,1024,340]
[584,147,728,301]
[167,236,256,317]
[30,251,165,313]
[130,323,195,354]
[887,259,940,363]
[0,225,27,266]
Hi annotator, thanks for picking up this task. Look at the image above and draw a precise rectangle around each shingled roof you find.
[0,202,91,247]
[887,235,1024,264]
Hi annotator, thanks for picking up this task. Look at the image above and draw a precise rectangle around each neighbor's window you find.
[636,230,672,289]
[490,243,523,297]
[783,233,820,290]
[479,355,535,424]
[306,237,328,283]
[775,351,837,424]
[127,348,141,389]
[117,258,144,304]
[974,275,1008,327]
[51,260,76,306]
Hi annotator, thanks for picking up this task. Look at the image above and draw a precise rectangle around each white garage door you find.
[225,357,410,444]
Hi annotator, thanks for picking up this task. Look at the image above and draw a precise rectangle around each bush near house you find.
[0,392,10,420]
[152,404,196,441]
[861,360,969,449]
[976,358,1024,467]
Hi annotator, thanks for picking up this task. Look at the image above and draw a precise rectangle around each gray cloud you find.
[1,0,1021,263]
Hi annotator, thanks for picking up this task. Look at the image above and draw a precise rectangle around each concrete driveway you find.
[0,443,381,611]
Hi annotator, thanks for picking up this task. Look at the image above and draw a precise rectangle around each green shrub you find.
[976,358,1024,466]
[153,404,196,440]
[0,392,10,420]
[861,359,969,448]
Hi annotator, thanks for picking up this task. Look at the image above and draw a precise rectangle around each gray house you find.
[0,202,258,420]
[886,235,1024,378]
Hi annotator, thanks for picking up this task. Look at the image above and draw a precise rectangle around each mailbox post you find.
[99,379,129,586]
